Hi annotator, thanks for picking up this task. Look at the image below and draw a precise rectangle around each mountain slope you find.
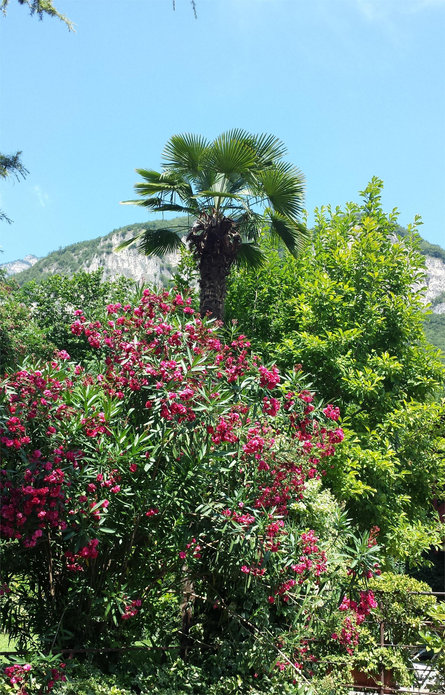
[1,254,39,276]
[2,219,445,357]
[6,218,188,286]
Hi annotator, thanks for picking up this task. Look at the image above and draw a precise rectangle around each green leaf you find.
[137,228,184,257]
[234,242,266,268]
[162,133,210,176]
[208,132,257,175]
[257,164,305,219]
[267,211,310,255]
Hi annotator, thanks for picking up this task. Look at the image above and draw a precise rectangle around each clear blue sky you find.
[1,0,444,263]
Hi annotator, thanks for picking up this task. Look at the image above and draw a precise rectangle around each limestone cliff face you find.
[1,254,39,276]
[80,230,180,285]
[424,256,445,313]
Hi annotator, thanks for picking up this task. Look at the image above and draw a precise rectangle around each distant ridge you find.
[1,219,444,357]
[1,254,39,276]
[3,218,188,287]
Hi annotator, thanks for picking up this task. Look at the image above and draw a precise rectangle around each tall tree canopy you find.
[120,130,307,319]
[226,178,445,564]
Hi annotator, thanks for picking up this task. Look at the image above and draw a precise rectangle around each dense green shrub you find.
[227,179,445,564]
[0,273,54,373]
[17,270,138,362]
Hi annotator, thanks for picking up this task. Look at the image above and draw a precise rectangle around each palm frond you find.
[134,178,182,197]
[194,189,243,201]
[234,242,266,268]
[136,169,166,184]
[115,234,143,252]
[128,169,197,210]
[137,228,184,257]
[148,203,197,214]
[208,133,256,175]
[194,169,218,193]
[219,130,287,166]
[120,196,197,215]
[267,211,310,256]
[256,165,305,220]
[246,132,288,165]
[235,210,264,241]
[162,134,210,176]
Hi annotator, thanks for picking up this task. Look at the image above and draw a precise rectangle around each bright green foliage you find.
[1,0,73,30]
[17,270,138,362]
[226,178,445,564]
[0,272,54,372]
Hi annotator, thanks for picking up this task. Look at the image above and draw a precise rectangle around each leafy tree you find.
[1,0,73,29]
[0,271,53,372]
[0,152,28,224]
[226,178,445,564]
[17,270,138,362]
[1,289,382,695]
[120,130,307,320]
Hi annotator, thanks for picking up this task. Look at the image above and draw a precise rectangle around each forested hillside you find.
[4,218,188,286]
[2,219,444,359]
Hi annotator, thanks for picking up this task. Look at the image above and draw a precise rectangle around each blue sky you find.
[1,0,444,262]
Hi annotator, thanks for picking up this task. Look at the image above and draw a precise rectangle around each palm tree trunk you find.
[194,217,240,321]
[199,252,229,320]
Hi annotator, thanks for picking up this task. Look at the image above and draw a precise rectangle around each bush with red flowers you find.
[0,289,380,692]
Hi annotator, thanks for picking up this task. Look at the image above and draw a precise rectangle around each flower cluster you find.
[332,590,378,654]
[64,538,99,571]
[121,598,142,620]
[268,531,327,603]
[179,537,202,560]
[4,663,32,690]
[3,662,66,694]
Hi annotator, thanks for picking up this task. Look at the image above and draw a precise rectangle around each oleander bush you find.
[0,289,383,693]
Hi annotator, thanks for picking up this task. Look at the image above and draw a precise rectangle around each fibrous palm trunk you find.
[188,214,240,321]
[199,251,231,320]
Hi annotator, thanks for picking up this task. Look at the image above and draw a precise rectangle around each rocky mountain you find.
[2,219,444,307]
[1,254,39,276]
[425,256,445,313]
[2,219,187,287]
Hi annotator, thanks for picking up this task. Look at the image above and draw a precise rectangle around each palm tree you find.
[120,130,308,320]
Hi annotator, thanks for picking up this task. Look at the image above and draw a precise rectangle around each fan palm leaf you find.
[207,133,257,176]
[255,165,305,220]
[267,210,310,256]
[233,242,266,268]
[115,228,184,257]
[162,134,210,176]
[136,228,184,257]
